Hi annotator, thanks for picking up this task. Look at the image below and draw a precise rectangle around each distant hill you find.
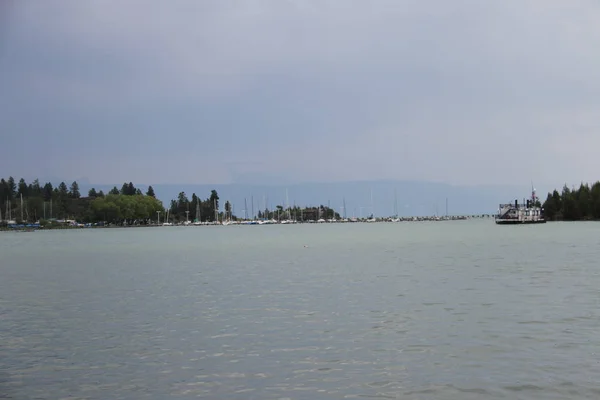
[76,180,545,217]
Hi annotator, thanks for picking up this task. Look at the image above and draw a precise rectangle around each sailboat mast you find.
[286,188,290,220]
[370,188,374,218]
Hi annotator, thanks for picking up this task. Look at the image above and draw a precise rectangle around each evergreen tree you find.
[17,178,29,198]
[7,176,16,200]
[57,182,69,218]
[209,190,219,220]
[190,193,199,220]
[119,182,136,196]
[146,185,156,198]
[542,181,600,221]
[30,179,41,197]
[0,179,7,203]
[169,199,177,217]
[43,182,53,201]
[58,182,69,196]
[69,181,81,198]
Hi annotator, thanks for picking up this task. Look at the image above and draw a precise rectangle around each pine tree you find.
[42,183,53,201]
[69,181,81,198]
[146,185,156,198]
[30,179,41,196]
[17,178,29,197]
[58,182,69,196]
[7,176,16,200]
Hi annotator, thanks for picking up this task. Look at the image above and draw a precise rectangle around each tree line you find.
[542,182,600,221]
[0,177,222,226]
[166,190,221,223]
[256,205,340,221]
[164,191,341,222]
[1,176,345,225]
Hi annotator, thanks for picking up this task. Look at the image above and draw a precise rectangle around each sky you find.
[1,0,599,188]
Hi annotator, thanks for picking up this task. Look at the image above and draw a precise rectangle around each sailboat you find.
[280,188,295,224]
[193,202,202,225]
[366,188,377,222]
[326,200,336,223]
[391,189,400,222]
[6,198,16,225]
[316,205,326,223]
[162,208,173,226]
[222,200,233,226]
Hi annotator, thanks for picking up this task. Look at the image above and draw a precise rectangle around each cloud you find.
[1,0,600,186]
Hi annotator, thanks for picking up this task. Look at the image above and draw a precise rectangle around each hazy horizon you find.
[0,173,571,216]
[65,179,549,217]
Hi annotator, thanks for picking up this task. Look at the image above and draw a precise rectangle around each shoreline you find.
[0,216,497,232]
[6,217,600,232]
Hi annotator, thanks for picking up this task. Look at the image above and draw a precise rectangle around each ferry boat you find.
[495,188,546,225]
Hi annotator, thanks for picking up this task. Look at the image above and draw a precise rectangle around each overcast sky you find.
[1,1,599,187]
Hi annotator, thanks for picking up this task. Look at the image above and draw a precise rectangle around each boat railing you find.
[498,203,532,209]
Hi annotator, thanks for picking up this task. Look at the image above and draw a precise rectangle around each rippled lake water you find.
[2,220,600,399]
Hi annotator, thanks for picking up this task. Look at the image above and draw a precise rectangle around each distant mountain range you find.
[74,180,550,217]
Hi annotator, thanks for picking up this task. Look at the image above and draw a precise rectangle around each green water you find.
[1,220,600,399]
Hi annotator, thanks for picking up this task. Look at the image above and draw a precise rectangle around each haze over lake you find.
[73,180,542,218]
[2,221,600,399]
